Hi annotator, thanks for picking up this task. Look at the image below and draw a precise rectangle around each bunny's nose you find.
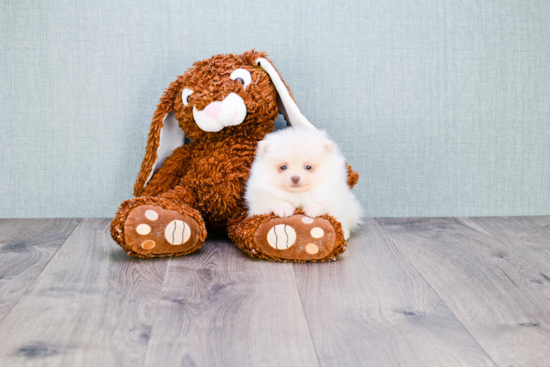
[291,176,300,184]
[203,101,223,119]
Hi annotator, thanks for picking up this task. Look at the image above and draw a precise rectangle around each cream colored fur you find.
[245,127,362,239]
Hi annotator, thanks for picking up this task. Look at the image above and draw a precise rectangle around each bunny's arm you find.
[141,145,193,197]
[347,164,359,189]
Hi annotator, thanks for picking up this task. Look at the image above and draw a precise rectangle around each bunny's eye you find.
[280,165,287,171]
[230,69,252,90]
[182,88,193,106]
[305,165,312,170]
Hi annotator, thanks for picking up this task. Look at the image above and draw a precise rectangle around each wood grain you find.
[2,217,550,366]
[0,219,169,367]
[143,238,319,367]
[471,216,550,277]
[293,218,495,367]
[528,216,550,227]
[526,216,550,239]
[378,217,550,367]
[0,218,81,324]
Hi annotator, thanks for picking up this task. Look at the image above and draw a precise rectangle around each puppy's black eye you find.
[305,165,312,170]
[235,77,244,84]
[186,95,191,103]
[280,165,287,171]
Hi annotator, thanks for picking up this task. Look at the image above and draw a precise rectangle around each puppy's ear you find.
[133,79,186,196]
[255,57,315,130]
[257,140,271,157]
[323,141,334,153]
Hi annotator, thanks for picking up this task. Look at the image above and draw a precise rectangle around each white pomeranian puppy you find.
[245,127,362,239]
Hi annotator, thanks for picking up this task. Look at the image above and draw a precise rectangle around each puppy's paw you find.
[303,203,327,218]
[272,202,296,218]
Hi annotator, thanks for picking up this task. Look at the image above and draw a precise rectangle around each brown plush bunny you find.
[111,50,359,262]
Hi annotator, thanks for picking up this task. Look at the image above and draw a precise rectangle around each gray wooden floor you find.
[1,217,549,367]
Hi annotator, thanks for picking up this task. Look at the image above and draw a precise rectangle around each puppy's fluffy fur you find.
[245,127,362,239]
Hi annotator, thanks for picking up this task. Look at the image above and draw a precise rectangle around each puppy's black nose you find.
[291,176,300,184]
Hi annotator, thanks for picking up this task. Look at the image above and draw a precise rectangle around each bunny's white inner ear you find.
[255,57,315,129]
[144,111,185,188]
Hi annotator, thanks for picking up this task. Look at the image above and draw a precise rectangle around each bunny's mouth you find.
[192,93,247,132]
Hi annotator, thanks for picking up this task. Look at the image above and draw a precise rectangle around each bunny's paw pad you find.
[254,215,337,261]
[124,205,202,257]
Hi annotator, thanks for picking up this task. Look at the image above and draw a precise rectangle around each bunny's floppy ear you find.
[255,58,315,129]
[133,79,185,196]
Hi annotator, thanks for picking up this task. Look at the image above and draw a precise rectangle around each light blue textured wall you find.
[1,0,549,218]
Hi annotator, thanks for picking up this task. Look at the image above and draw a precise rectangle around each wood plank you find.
[0,219,169,367]
[0,218,81,324]
[294,218,495,367]
[143,238,320,367]
[470,217,550,277]
[378,217,550,367]
[528,216,550,225]
[526,216,550,237]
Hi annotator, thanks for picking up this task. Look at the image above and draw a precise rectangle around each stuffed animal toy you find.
[111,50,359,262]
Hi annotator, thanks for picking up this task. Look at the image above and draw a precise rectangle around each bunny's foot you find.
[111,198,207,258]
[228,212,347,262]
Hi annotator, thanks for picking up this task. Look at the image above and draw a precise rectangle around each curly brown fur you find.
[111,196,207,258]
[134,50,284,196]
[347,164,360,189]
[227,209,347,263]
[142,145,193,197]
[113,49,359,261]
